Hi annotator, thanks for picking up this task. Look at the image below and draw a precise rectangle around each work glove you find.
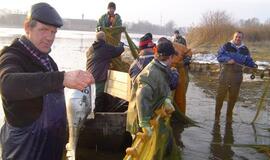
[183,55,192,66]
[118,41,125,47]
[169,68,179,90]
[163,98,175,114]
[96,26,103,32]
[142,126,152,137]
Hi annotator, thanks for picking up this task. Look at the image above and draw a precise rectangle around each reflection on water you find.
[209,122,234,160]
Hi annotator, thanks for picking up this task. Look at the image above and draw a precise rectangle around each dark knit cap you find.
[139,33,155,50]
[174,30,180,34]
[108,2,116,9]
[157,37,170,44]
[27,2,63,27]
[157,40,176,56]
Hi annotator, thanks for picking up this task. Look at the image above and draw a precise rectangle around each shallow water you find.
[0,27,269,160]
[182,76,269,160]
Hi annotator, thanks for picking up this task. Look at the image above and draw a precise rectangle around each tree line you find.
[0,11,178,35]
[186,11,270,48]
[1,10,269,47]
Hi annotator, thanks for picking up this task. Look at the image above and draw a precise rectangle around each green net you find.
[124,109,181,160]
[101,26,139,72]
[251,78,270,123]
[171,101,199,127]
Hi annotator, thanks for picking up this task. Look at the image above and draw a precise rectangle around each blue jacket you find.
[129,53,154,80]
[217,42,256,67]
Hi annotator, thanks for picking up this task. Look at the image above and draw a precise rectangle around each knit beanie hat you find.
[157,40,176,56]
[139,33,155,50]
[108,2,116,9]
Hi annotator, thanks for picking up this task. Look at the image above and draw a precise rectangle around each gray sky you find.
[1,0,269,27]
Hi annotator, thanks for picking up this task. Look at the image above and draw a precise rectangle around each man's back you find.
[86,40,124,82]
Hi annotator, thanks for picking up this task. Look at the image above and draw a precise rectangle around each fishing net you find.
[101,26,139,72]
[251,78,270,123]
[124,108,181,160]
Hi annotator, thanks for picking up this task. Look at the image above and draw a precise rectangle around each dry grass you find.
[190,41,270,63]
[246,41,270,62]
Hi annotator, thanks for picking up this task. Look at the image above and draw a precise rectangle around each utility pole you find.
[160,12,163,35]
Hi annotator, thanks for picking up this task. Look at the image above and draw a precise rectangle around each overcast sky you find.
[1,0,269,27]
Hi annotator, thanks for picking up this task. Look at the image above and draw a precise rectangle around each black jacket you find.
[86,40,124,82]
[0,38,65,127]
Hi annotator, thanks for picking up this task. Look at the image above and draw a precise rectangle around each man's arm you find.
[96,14,106,30]
[0,56,65,100]
[217,45,232,63]
[0,54,94,101]
[110,44,124,58]
[115,14,122,26]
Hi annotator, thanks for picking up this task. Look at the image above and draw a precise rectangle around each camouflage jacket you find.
[126,59,171,135]
[96,13,122,29]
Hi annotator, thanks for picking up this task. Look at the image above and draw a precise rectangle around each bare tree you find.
[186,10,235,49]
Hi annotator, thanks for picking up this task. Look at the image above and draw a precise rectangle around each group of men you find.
[0,1,258,160]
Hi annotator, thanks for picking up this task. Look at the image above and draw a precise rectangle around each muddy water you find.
[182,73,269,160]
[76,73,269,160]
[0,28,269,159]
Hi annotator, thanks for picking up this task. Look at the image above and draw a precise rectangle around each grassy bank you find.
[246,41,270,62]
[191,41,270,62]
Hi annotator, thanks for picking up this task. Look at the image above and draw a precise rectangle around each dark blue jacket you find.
[86,40,124,82]
[217,42,256,67]
[129,51,155,80]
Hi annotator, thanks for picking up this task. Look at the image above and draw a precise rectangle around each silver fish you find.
[65,84,96,160]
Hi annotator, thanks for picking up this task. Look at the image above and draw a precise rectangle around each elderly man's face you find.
[233,33,243,46]
[25,21,57,53]
[108,7,115,15]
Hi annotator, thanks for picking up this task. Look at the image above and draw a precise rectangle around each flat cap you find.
[27,2,63,27]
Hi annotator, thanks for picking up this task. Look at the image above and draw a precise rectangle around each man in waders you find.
[0,3,94,160]
[215,31,257,123]
[126,39,181,159]
[173,30,192,105]
[172,30,187,47]
[96,2,122,30]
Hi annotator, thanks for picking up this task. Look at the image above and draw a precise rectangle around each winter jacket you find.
[96,13,122,29]
[126,59,172,135]
[86,40,124,82]
[217,42,256,68]
[173,35,187,46]
[0,38,65,127]
[128,50,155,80]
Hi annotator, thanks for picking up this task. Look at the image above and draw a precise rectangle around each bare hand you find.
[63,70,95,90]
[227,59,235,64]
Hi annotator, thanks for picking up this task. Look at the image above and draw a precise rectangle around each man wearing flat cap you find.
[0,2,94,160]
[96,2,122,29]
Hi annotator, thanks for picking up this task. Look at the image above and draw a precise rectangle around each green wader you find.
[215,64,243,123]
